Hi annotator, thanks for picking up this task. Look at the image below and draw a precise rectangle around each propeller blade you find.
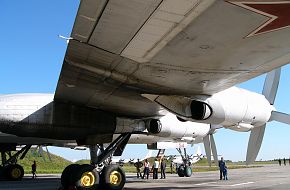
[210,134,218,166]
[203,135,212,167]
[196,145,202,156]
[246,68,281,164]
[262,68,281,104]
[270,111,290,125]
[246,124,266,165]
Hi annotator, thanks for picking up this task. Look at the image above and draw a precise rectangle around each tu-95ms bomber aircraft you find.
[1,0,290,189]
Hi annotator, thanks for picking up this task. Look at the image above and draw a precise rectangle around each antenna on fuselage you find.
[58,35,73,44]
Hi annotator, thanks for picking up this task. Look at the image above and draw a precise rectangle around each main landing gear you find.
[176,148,192,178]
[61,133,130,190]
[0,144,31,181]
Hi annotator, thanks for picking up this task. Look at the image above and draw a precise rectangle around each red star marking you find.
[228,1,290,37]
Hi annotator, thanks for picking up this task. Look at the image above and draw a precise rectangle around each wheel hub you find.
[110,171,122,186]
[81,172,95,187]
[11,168,21,178]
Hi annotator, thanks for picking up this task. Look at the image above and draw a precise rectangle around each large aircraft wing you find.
[0,132,77,147]
[55,0,290,117]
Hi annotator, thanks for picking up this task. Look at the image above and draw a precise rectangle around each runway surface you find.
[0,164,289,190]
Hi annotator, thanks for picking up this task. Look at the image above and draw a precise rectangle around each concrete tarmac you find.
[126,164,290,190]
[0,164,289,190]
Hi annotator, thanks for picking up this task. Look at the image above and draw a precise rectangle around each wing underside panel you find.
[55,0,290,117]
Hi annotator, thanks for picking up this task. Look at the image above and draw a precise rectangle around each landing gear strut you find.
[61,133,130,190]
[176,148,192,177]
[0,144,31,181]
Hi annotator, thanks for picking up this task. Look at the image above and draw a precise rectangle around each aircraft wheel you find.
[61,164,80,188]
[0,166,5,180]
[184,166,192,177]
[5,164,24,181]
[177,165,185,177]
[74,164,99,190]
[101,165,126,190]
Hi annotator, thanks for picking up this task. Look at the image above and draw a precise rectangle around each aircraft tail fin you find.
[196,145,202,156]
[144,150,153,160]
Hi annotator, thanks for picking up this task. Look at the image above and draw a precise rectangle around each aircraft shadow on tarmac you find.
[125,178,220,190]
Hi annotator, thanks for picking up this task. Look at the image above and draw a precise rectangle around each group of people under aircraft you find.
[134,158,167,179]
[134,156,229,180]
[277,158,290,166]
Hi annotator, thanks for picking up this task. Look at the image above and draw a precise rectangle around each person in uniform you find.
[134,159,143,178]
[218,157,225,180]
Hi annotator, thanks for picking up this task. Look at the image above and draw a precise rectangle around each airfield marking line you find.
[194,182,217,186]
[230,182,254,187]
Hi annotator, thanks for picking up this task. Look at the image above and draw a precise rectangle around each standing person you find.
[134,159,143,178]
[143,159,150,179]
[31,160,37,179]
[153,158,159,179]
[283,158,286,166]
[278,158,281,166]
[160,158,166,179]
[218,157,225,180]
[170,161,173,174]
[223,165,228,180]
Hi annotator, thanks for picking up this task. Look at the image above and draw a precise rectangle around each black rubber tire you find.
[101,165,126,190]
[0,166,5,180]
[177,165,185,177]
[61,164,80,188]
[184,166,192,177]
[75,164,99,190]
[5,164,24,181]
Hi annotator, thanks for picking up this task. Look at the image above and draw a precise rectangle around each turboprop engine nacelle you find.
[146,114,211,141]
[197,87,274,128]
[143,87,274,128]
[115,113,210,141]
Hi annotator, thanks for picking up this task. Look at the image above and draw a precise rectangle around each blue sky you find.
[1,0,290,162]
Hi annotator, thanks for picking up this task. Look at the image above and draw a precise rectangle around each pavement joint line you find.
[230,182,254,187]
[194,182,217,186]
